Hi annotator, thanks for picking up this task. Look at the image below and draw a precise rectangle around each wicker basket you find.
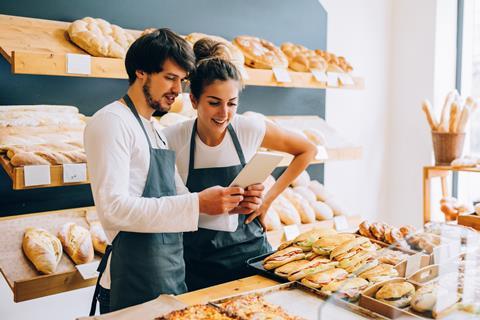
[431,132,465,166]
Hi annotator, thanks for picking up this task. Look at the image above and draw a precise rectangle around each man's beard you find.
[142,76,169,116]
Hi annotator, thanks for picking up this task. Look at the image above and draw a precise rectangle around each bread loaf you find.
[22,227,62,274]
[89,221,109,254]
[58,223,94,264]
[283,188,316,223]
[272,195,301,225]
[10,152,51,166]
[310,201,334,220]
[264,207,282,231]
[308,180,332,202]
[324,197,347,216]
[233,35,288,69]
[293,186,317,204]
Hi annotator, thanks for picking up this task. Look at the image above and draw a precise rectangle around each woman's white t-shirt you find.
[163,114,266,231]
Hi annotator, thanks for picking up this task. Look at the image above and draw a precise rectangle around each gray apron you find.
[183,120,271,291]
[106,95,186,312]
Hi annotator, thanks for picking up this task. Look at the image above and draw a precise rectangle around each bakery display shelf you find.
[266,215,362,249]
[0,154,89,190]
[0,207,100,302]
[266,115,362,167]
[0,14,364,89]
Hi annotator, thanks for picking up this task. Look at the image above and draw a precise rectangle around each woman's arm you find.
[245,121,317,225]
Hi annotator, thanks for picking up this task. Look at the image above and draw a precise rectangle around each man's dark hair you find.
[125,28,195,85]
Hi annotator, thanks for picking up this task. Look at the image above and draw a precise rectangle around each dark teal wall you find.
[0,0,327,215]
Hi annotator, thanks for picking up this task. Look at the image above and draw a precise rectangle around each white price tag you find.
[327,72,340,87]
[311,69,328,83]
[315,146,329,161]
[76,261,100,280]
[238,66,249,80]
[334,216,349,231]
[283,224,300,241]
[405,252,423,278]
[24,165,51,187]
[63,163,87,183]
[338,73,354,86]
[272,67,292,83]
[66,53,91,75]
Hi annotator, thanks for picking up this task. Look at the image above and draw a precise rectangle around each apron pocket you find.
[160,232,183,244]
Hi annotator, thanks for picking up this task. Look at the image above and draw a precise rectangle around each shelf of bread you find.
[0,14,364,89]
[0,207,107,302]
[0,105,88,190]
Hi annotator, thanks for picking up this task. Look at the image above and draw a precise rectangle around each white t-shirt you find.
[163,114,266,231]
[84,101,200,289]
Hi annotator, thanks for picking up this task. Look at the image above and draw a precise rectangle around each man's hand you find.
[198,186,244,215]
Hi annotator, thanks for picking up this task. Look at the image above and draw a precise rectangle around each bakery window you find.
[455,0,480,208]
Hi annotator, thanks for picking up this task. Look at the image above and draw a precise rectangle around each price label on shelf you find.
[311,69,328,83]
[76,261,100,280]
[272,67,292,83]
[24,165,51,187]
[405,252,423,278]
[238,66,249,80]
[283,224,300,241]
[315,146,328,161]
[63,163,87,183]
[327,72,340,87]
[334,216,349,231]
[338,73,355,86]
[66,53,91,75]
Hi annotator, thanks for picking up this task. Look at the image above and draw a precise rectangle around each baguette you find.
[448,102,459,133]
[58,223,94,265]
[22,227,63,274]
[457,106,470,133]
[10,151,51,166]
[89,221,109,254]
[438,90,457,132]
[421,100,437,130]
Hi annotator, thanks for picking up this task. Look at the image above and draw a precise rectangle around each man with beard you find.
[84,29,263,314]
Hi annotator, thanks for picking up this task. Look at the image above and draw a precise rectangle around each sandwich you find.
[330,237,375,261]
[358,263,399,283]
[287,257,338,281]
[301,268,348,289]
[263,247,305,270]
[410,284,458,315]
[375,281,416,308]
[274,259,310,278]
[321,277,369,302]
[277,240,295,251]
[312,233,356,256]
[304,251,319,260]
[337,250,379,275]
[292,228,337,251]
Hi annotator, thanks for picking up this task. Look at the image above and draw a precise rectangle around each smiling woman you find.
[163,38,317,291]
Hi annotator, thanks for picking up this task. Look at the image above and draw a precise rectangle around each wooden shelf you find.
[424,165,480,175]
[0,207,100,302]
[0,14,364,89]
[0,154,89,190]
[267,115,362,166]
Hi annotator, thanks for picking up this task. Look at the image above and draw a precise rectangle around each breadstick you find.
[439,91,456,132]
[421,100,438,130]
[457,106,470,133]
[449,102,458,133]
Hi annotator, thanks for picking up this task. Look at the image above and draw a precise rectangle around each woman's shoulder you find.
[232,113,266,135]
[162,117,195,147]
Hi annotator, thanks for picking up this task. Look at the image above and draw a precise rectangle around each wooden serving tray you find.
[0,207,100,302]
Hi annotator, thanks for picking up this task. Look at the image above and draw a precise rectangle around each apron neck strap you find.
[188,119,246,173]
[123,94,153,148]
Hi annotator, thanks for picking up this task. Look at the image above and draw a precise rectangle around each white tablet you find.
[229,151,284,188]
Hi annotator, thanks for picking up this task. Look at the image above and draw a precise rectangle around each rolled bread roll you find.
[22,227,62,274]
[310,201,334,220]
[272,195,301,225]
[264,207,282,231]
[58,223,94,265]
[283,188,316,223]
[308,180,332,202]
